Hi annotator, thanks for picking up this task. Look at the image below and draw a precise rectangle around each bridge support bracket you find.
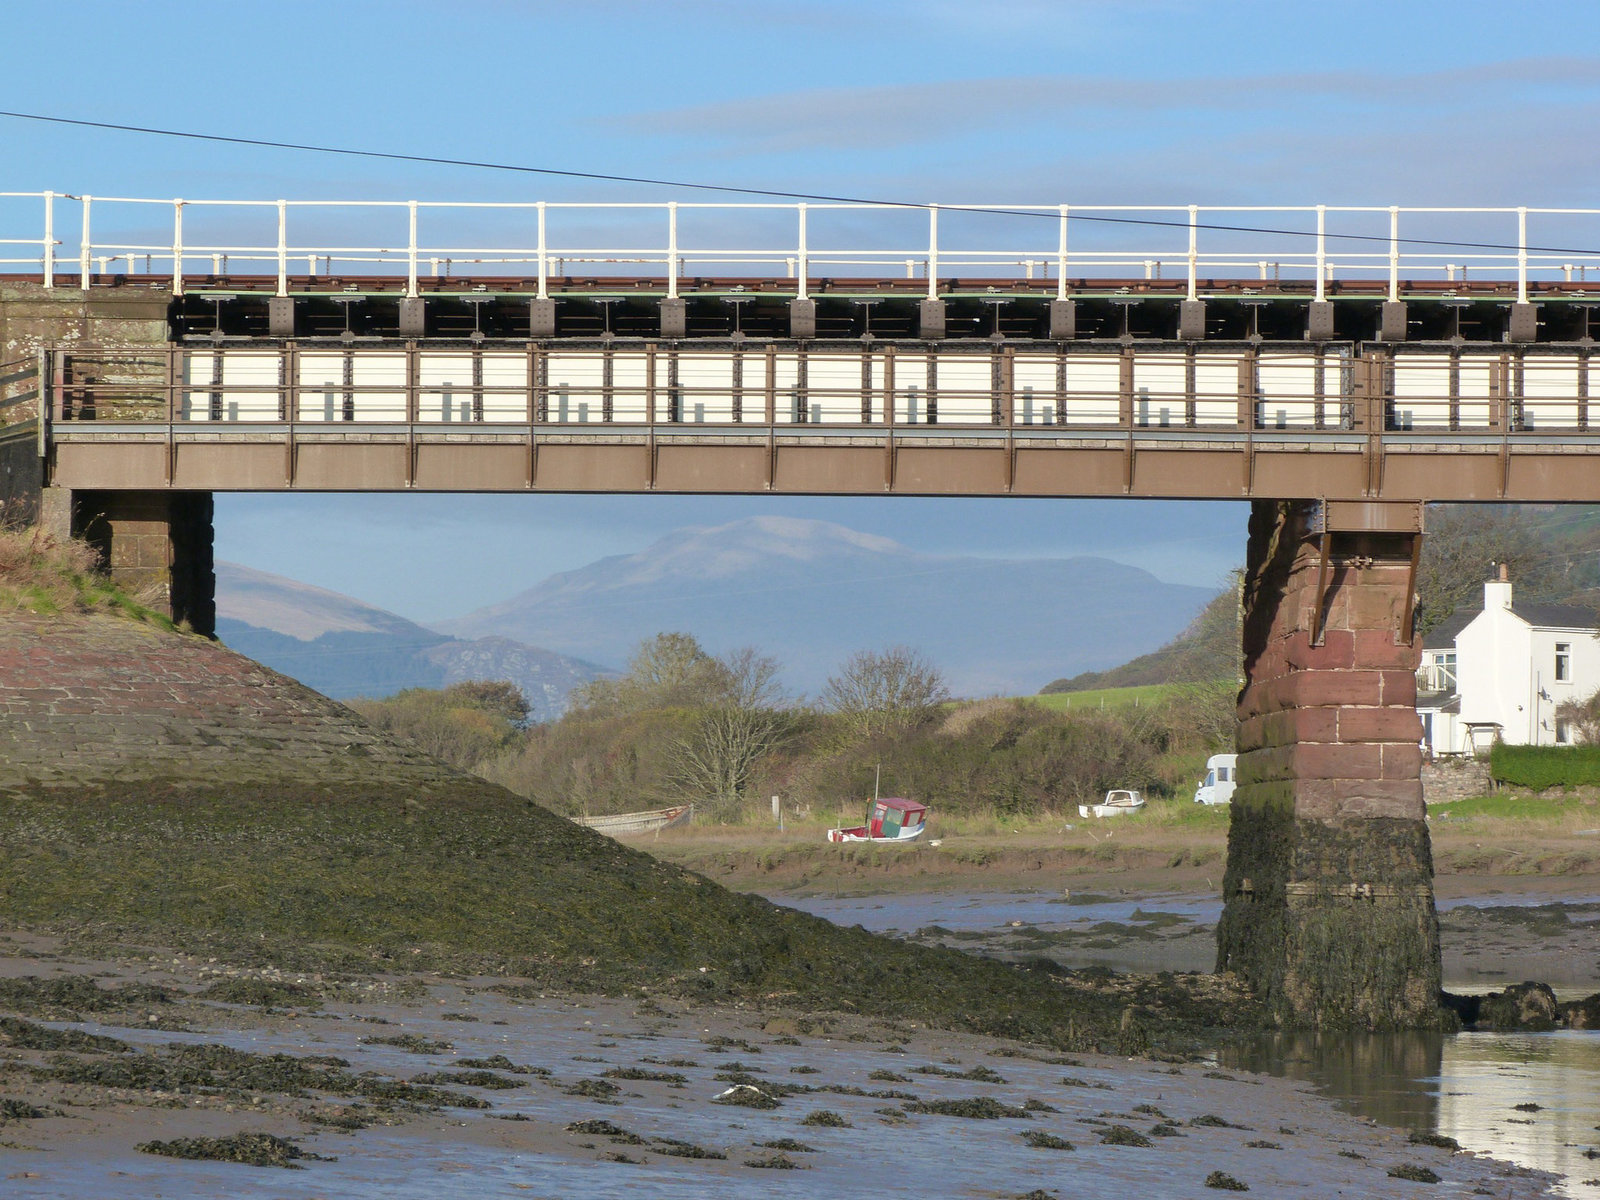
[398,298,426,338]
[268,297,295,338]
[659,299,687,340]
[1306,301,1335,342]
[1178,300,1206,341]
[1508,302,1538,344]
[788,298,816,340]
[1049,300,1077,340]
[529,298,557,339]
[1379,301,1408,342]
[918,300,946,340]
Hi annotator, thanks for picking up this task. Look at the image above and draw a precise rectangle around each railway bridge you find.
[6,193,1600,1029]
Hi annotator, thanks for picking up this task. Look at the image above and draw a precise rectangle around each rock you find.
[1477,982,1560,1032]
[1560,991,1600,1030]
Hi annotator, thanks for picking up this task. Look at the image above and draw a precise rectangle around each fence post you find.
[1517,207,1528,304]
[666,201,679,300]
[172,200,185,297]
[1056,204,1069,301]
[1315,204,1327,302]
[407,200,419,299]
[1187,205,1199,302]
[276,200,288,298]
[42,191,54,289]
[536,201,548,300]
[796,203,808,301]
[1388,207,1400,303]
[79,195,92,290]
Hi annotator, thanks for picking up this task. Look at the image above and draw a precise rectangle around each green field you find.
[1029,683,1185,710]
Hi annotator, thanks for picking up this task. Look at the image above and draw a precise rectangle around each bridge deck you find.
[24,341,1600,502]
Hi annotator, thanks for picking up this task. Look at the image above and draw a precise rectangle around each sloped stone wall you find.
[0,613,450,790]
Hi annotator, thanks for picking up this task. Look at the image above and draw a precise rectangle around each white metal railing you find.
[5,193,1600,303]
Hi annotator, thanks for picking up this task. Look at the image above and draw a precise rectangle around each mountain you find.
[432,516,1219,697]
[215,563,610,720]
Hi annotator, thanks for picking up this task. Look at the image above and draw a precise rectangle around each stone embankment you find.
[0,613,449,789]
[1422,756,1493,804]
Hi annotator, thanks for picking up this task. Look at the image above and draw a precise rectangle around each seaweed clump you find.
[136,1132,329,1169]
[1387,1164,1441,1183]
[1205,1171,1249,1191]
[904,1097,1028,1120]
[1020,1129,1075,1150]
[745,1152,803,1169]
[1098,1124,1154,1147]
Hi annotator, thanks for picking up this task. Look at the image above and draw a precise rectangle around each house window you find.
[1556,643,1571,683]
[1557,718,1572,744]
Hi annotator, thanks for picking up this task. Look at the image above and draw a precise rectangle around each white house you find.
[1418,566,1600,756]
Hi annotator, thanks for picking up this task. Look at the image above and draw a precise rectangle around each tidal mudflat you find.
[0,936,1556,1200]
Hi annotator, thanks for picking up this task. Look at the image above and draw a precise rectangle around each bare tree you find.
[570,632,731,715]
[669,647,790,818]
[822,646,950,740]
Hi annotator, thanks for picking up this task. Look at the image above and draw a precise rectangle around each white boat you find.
[572,805,693,836]
[1078,789,1145,819]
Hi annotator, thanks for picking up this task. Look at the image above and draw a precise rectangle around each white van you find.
[1194,753,1237,805]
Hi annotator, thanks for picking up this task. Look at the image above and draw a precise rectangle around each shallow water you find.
[7,988,1506,1200]
[781,888,1600,1196]
[1223,1031,1600,1200]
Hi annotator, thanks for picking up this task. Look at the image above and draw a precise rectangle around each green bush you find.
[1488,743,1600,790]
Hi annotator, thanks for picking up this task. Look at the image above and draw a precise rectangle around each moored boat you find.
[1077,789,1145,819]
[827,797,928,844]
[573,804,693,836]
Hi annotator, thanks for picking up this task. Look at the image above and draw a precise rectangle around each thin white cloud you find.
[608,57,1600,153]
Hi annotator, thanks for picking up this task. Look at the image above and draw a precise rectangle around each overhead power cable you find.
[2,107,1599,258]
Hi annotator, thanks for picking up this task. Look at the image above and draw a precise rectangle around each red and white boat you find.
[827,797,928,844]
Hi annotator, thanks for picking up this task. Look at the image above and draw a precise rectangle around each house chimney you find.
[1485,563,1513,610]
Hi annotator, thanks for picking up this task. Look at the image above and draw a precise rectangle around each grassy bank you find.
[0,776,1220,1050]
[638,793,1600,895]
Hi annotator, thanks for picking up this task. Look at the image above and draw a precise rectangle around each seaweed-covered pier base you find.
[1219,499,1440,1029]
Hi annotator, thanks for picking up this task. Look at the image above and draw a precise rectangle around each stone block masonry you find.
[1217,499,1440,1030]
[0,614,452,791]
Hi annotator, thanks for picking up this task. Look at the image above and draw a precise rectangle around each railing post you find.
[407,200,419,299]
[536,201,548,300]
[172,199,185,297]
[927,204,939,300]
[1186,205,1199,302]
[1517,206,1529,304]
[1388,207,1400,303]
[42,191,54,289]
[79,195,93,290]
[1056,204,1069,301]
[796,203,808,301]
[276,200,288,298]
[666,201,679,300]
[1315,204,1327,303]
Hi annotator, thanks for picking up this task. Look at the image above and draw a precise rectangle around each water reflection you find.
[1223,1031,1600,1199]
[1223,1031,1444,1131]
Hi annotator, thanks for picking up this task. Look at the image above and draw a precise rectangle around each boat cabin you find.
[867,797,926,839]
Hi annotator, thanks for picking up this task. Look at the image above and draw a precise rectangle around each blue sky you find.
[7,1,1599,621]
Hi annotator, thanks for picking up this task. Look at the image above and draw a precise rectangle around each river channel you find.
[780,889,1600,1199]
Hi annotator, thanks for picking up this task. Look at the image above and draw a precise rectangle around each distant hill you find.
[433,515,1218,697]
[1042,579,1241,693]
[1042,503,1600,694]
[215,564,610,720]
